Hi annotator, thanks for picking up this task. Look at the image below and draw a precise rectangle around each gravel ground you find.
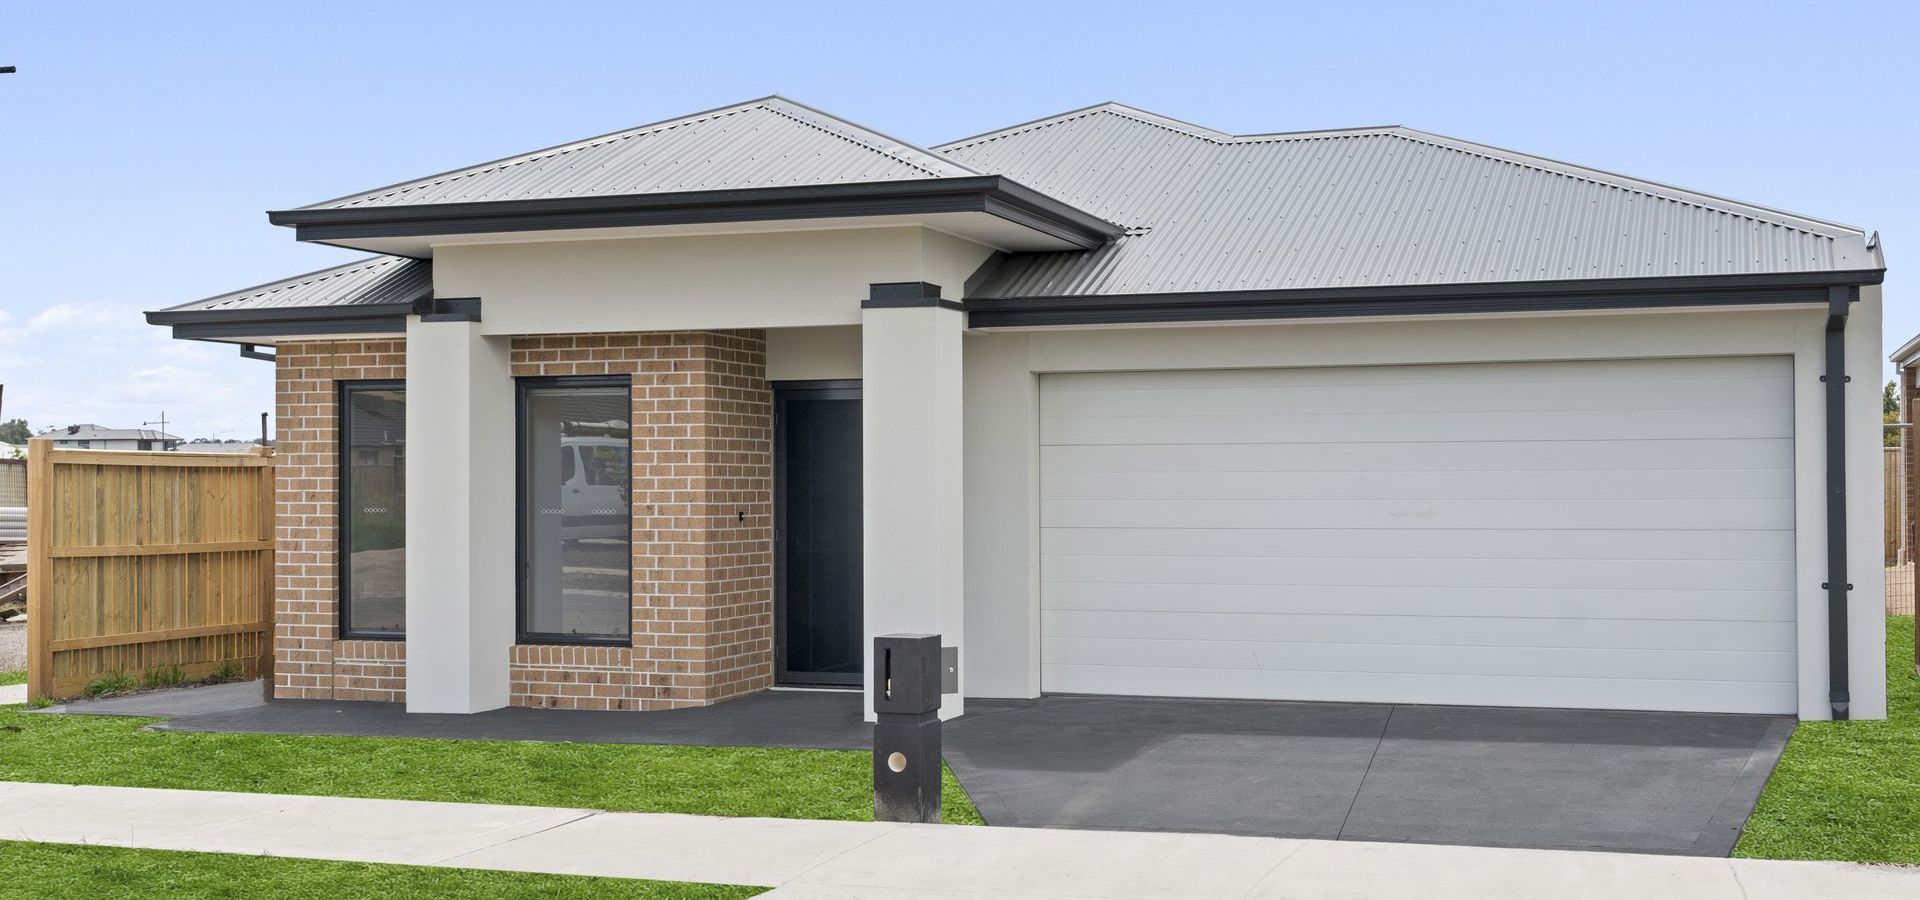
[0,621,23,671]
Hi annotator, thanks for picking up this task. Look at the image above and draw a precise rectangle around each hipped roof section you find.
[158,96,1882,336]
[296,96,982,209]
[937,102,1876,298]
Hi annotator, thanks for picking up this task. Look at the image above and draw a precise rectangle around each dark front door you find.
[775,381,863,686]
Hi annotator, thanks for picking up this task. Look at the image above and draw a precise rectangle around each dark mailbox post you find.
[873,633,942,823]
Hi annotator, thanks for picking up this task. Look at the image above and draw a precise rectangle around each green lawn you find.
[0,704,980,825]
[1737,615,1920,863]
[0,840,760,899]
[0,671,23,687]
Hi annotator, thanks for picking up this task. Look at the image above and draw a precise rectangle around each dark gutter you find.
[966,268,1887,328]
[146,301,419,327]
[269,176,1123,251]
[145,301,418,343]
[1824,285,1855,721]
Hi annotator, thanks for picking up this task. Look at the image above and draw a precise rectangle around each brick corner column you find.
[631,329,775,709]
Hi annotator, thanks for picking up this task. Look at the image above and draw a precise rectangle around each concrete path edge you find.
[0,782,1916,899]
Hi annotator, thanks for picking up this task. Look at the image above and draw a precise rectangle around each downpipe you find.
[1824,286,1855,721]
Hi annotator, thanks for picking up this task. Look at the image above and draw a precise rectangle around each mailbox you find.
[873,633,942,823]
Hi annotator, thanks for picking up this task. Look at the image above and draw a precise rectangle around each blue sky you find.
[1,1,1912,438]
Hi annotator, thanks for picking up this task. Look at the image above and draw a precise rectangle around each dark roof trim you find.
[864,281,963,311]
[146,301,419,328]
[146,301,416,343]
[966,268,1887,328]
[269,176,1122,251]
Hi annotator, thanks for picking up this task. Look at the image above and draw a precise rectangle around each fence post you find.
[255,444,276,701]
[24,438,52,701]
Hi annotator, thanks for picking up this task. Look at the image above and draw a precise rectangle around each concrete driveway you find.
[101,684,1793,856]
[943,696,1793,856]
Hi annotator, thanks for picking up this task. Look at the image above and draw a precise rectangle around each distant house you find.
[47,424,181,451]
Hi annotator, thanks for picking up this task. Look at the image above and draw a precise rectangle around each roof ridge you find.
[754,96,979,178]
[935,101,1231,152]
[941,102,1859,238]
[302,96,972,210]
[1379,127,1861,237]
[304,98,779,210]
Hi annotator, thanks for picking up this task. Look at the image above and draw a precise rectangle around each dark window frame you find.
[515,374,635,647]
[338,379,407,641]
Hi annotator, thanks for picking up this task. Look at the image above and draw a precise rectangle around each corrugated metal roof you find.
[301,96,979,210]
[52,425,180,442]
[168,99,1876,324]
[938,103,1872,298]
[157,255,430,313]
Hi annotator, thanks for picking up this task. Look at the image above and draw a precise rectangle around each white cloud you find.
[0,301,273,439]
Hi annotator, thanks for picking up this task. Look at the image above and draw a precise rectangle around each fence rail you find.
[26,443,275,700]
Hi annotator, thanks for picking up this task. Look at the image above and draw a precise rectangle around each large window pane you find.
[341,384,406,637]
[520,380,632,642]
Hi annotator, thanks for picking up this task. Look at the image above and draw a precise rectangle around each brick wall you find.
[270,331,775,711]
[273,339,407,701]
[508,330,775,710]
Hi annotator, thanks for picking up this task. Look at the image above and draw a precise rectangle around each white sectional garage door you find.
[1038,357,1797,714]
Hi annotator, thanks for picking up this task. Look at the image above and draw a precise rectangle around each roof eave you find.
[966,267,1887,329]
[145,301,417,344]
[269,177,1123,251]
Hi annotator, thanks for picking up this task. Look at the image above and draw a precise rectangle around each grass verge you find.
[0,840,761,899]
[0,706,981,825]
[0,671,23,687]
[1736,615,1920,863]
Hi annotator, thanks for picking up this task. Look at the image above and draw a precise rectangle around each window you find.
[518,377,632,644]
[339,382,406,638]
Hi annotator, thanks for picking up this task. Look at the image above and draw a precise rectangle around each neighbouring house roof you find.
[152,97,1884,339]
[50,425,180,443]
[1891,332,1920,367]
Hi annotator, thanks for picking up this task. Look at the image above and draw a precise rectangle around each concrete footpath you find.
[0,782,1914,899]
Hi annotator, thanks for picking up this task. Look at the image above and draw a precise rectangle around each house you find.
[47,424,180,451]
[146,97,1888,721]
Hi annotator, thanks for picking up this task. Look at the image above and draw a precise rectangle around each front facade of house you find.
[151,98,1888,721]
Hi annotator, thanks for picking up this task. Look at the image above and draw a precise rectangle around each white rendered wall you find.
[433,227,995,335]
[766,326,862,381]
[863,304,966,719]
[402,317,517,713]
[962,302,1888,720]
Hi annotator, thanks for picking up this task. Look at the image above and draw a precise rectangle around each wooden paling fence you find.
[26,443,275,701]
